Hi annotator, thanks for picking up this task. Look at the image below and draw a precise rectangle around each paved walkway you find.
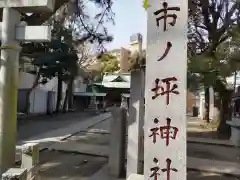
[187,117,234,146]
[18,112,111,147]
[39,150,107,180]
[40,117,240,180]
[188,157,240,176]
[127,172,240,180]
[15,114,240,180]
[187,117,219,139]
[17,112,96,141]
[15,112,111,162]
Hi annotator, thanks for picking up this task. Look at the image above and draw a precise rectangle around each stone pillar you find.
[199,93,205,119]
[108,107,127,177]
[21,143,39,179]
[209,87,215,120]
[0,0,55,175]
[126,70,145,178]
[0,8,21,174]
[1,168,27,180]
[127,174,144,180]
[121,95,128,110]
[143,0,187,179]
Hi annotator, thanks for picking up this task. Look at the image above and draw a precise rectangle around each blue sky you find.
[105,0,147,50]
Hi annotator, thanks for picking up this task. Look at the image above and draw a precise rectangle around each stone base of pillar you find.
[2,168,27,180]
[21,143,39,180]
[127,174,144,180]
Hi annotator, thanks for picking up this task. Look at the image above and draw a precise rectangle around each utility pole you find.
[0,8,21,174]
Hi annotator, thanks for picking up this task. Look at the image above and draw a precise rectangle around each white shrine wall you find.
[18,72,68,114]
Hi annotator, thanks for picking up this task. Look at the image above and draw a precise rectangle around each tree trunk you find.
[25,71,41,114]
[213,79,232,139]
[68,76,74,111]
[204,87,210,122]
[213,92,221,121]
[217,90,232,139]
[56,73,63,113]
[63,88,69,113]
[234,98,240,117]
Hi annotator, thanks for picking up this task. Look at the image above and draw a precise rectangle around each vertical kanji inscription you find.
[145,0,187,179]
[161,159,178,180]
[149,118,160,144]
[158,42,172,61]
[151,77,179,105]
[160,118,179,146]
[150,158,160,180]
[153,2,180,31]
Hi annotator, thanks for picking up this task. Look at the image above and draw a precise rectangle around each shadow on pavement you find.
[39,150,107,180]
[187,170,239,180]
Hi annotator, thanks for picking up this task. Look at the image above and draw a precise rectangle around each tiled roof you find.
[102,73,131,83]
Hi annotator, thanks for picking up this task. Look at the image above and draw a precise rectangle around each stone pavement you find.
[188,143,240,163]
[38,150,108,180]
[88,165,125,180]
[17,112,95,141]
[15,114,240,180]
[127,172,240,180]
[89,156,240,179]
[48,119,110,157]
[188,137,233,146]
[187,117,219,139]
[188,157,240,176]
[42,117,240,180]
[15,112,111,162]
